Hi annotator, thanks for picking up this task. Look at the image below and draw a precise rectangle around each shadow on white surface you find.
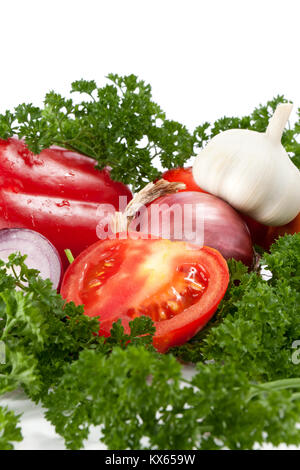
[1,389,106,450]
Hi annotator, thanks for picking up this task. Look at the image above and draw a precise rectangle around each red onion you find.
[0,228,63,289]
[130,191,253,266]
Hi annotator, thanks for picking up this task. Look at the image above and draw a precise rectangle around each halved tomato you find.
[60,233,229,352]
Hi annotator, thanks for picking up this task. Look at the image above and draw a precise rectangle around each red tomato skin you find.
[162,167,207,193]
[0,138,132,269]
[61,233,229,353]
[263,213,300,249]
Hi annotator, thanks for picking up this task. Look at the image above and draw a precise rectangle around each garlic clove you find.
[192,103,300,226]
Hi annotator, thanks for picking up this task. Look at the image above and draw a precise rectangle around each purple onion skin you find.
[0,228,63,289]
[131,191,254,267]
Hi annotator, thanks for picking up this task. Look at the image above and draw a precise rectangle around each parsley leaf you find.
[194,95,300,169]
[1,77,298,191]
[43,349,300,450]
[262,233,300,291]
[0,253,155,403]
[0,75,193,191]
[1,237,300,450]
[172,234,300,372]
[0,406,22,450]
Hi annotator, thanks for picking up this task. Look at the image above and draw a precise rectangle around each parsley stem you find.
[249,378,300,400]
[291,392,300,401]
[2,319,17,339]
[65,249,74,264]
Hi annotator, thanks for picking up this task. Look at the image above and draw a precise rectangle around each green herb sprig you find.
[0,76,299,190]
[1,234,300,450]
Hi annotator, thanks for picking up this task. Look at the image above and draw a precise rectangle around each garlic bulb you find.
[192,103,300,226]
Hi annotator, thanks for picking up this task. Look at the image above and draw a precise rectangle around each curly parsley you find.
[0,406,22,450]
[0,75,299,190]
[1,234,300,450]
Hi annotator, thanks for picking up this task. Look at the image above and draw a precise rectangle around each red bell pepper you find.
[0,138,132,269]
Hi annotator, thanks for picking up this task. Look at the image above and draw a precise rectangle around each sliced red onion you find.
[0,228,62,289]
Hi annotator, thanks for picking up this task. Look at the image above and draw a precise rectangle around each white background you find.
[0,0,299,129]
[0,0,299,451]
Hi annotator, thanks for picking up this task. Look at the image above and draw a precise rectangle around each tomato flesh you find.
[80,243,125,306]
[61,234,229,352]
[126,262,209,322]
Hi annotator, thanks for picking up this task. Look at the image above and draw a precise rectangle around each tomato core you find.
[126,263,209,322]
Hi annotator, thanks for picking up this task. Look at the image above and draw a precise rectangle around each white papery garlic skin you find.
[192,103,300,226]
